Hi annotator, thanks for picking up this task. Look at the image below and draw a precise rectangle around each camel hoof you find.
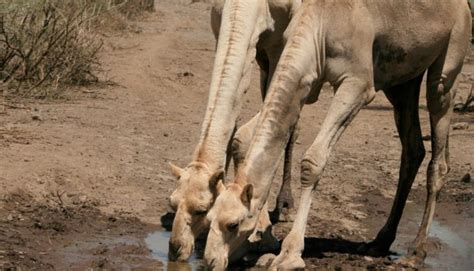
[395,246,426,268]
[395,254,423,268]
[256,253,277,268]
[270,253,305,271]
[269,207,296,223]
[249,227,280,253]
[357,241,390,257]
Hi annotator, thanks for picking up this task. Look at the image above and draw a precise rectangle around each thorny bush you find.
[0,0,154,98]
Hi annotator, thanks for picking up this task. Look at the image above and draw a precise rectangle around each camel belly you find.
[369,0,462,90]
[372,36,448,90]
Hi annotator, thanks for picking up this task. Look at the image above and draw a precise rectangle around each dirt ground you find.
[1,1,473,270]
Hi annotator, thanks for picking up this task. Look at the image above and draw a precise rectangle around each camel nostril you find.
[206,258,216,268]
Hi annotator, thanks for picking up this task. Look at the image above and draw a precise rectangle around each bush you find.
[0,0,154,98]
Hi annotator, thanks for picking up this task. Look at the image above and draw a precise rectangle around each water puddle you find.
[392,202,473,271]
[146,204,472,270]
[145,229,206,271]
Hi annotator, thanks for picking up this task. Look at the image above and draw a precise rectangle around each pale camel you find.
[203,0,471,269]
[167,0,302,261]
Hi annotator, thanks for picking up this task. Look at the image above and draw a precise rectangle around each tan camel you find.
[167,0,302,261]
[203,0,471,269]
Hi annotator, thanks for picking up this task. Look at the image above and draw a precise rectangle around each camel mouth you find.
[145,228,205,269]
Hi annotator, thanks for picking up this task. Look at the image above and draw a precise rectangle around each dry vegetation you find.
[0,0,154,98]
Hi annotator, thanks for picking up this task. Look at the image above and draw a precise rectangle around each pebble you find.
[364,256,374,262]
[461,173,471,183]
[452,122,469,130]
[32,113,42,121]
[31,108,42,121]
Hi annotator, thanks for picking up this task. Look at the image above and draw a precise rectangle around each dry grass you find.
[0,0,155,98]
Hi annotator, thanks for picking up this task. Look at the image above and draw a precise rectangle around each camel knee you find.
[300,154,326,189]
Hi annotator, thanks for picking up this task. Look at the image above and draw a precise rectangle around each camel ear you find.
[209,169,225,187]
[240,184,253,208]
[169,162,184,178]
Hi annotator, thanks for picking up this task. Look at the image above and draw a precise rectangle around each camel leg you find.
[265,78,375,270]
[400,17,468,265]
[270,121,299,223]
[359,74,426,256]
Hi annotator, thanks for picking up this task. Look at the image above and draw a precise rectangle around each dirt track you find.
[1,1,473,270]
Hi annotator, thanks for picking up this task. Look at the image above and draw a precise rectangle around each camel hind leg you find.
[359,73,426,256]
[402,13,470,265]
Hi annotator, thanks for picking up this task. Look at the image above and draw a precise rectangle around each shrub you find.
[0,0,154,98]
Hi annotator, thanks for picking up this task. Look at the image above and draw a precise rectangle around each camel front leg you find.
[261,78,375,270]
[270,121,299,223]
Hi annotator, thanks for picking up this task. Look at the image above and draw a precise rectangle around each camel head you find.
[168,162,225,261]
[204,182,258,269]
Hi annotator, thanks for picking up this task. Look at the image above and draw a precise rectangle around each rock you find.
[461,173,471,183]
[452,122,469,130]
[7,214,14,221]
[32,113,42,121]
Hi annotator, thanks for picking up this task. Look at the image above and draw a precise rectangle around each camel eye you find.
[227,222,239,232]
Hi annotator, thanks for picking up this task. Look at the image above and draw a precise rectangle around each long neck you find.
[193,0,271,171]
[237,6,325,210]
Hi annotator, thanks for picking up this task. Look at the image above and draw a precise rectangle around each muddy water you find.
[146,202,472,270]
[145,230,206,270]
[392,202,473,271]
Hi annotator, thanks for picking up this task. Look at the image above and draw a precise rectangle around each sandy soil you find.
[1,1,473,270]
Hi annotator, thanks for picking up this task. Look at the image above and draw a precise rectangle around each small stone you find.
[422,135,431,141]
[32,114,42,121]
[344,164,356,170]
[364,256,374,262]
[163,133,169,137]
[452,122,469,130]
[461,173,471,183]
[7,214,13,221]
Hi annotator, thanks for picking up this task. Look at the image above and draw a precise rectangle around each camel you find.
[167,0,303,261]
[203,0,471,269]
